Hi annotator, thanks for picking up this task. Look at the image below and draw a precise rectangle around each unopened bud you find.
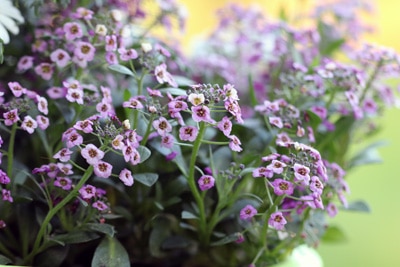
[122,119,131,130]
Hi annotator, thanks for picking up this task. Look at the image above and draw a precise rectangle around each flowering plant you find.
[0,0,398,266]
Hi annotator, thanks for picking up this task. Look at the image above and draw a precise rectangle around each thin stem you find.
[187,122,207,245]
[7,123,18,181]
[24,166,94,265]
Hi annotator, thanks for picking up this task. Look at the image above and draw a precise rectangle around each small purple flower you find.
[228,135,242,152]
[240,205,257,220]
[252,167,274,178]
[105,52,118,65]
[268,212,287,230]
[105,35,117,51]
[1,189,13,203]
[269,116,283,128]
[179,126,198,142]
[21,115,38,134]
[74,41,96,61]
[0,169,10,185]
[50,49,71,68]
[191,105,216,124]
[81,144,105,165]
[57,163,73,175]
[79,185,96,199]
[267,160,286,174]
[326,202,338,218]
[153,117,172,136]
[309,176,324,195]
[217,116,232,137]
[34,63,53,80]
[198,175,215,191]
[54,177,72,190]
[154,63,177,87]
[119,168,134,186]
[8,82,26,97]
[17,56,34,71]
[271,179,294,196]
[118,47,138,61]
[53,148,73,162]
[161,133,174,148]
[36,115,49,130]
[293,163,310,185]
[92,200,108,211]
[94,161,113,178]
[74,119,94,133]
[63,22,83,40]
[123,97,144,109]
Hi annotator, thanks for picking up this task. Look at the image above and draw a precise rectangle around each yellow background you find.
[179,1,400,266]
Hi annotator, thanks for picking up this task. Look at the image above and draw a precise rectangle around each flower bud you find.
[122,119,131,130]
[141,43,153,53]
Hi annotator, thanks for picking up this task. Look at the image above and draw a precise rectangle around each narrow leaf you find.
[0,254,12,264]
[343,200,371,213]
[108,64,134,76]
[211,233,240,246]
[91,236,130,267]
[181,211,198,220]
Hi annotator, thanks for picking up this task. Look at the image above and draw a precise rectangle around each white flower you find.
[0,0,24,44]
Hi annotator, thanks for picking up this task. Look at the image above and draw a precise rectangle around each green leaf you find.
[108,64,135,77]
[181,211,198,220]
[161,235,191,250]
[0,41,3,64]
[210,233,240,246]
[247,74,258,107]
[91,236,130,267]
[149,216,173,257]
[305,110,323,130]
[134,173,159,187]
[51,230,100,244]
[85,223,115,237]
[173,75,195,86]
[0,254,12,264]
[137,145,151,163]
[348,141,388,169]
[322,225,347,243]
[158,87,187,96]
[35,245,69,267]
[343,200,371,213]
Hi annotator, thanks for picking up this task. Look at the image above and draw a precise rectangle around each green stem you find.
[187,122,207,245]
[359,59,384,103]
[24,166,94,265]
[7,123,18,181]
[140,114,155,145]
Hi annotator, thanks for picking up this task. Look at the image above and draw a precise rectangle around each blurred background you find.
[177,0,400,266]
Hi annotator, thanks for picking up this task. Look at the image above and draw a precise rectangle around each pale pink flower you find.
[8,82,26,97]
[154,63,177,87]
[36,115,49,130]
[94,161,113,178]
[179,126,198,142]
[54,177,72,190]
[79,185,96,199]
[81,144,105,165]
[92,200,109,211]
[74,41,96,61]
[239,205,257,220]
[53,148,73,162]
[17,56,34,71]
[36,95,48,115]
[105,35,117,51]
[63,22,83,40]
[228,135,242,152]
[217,116,232,137]
[268,212,287,230]
[34,63,53,80]
[152,117,172,136]
[119,168,134,186]
[3,109,20,126]
[50,48,71,68]
[198,175,215,191]
[21,115,38,134]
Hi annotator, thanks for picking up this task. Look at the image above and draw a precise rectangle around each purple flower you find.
[228,135,242,152]
[123,97,144,109]
[252,167,274,178]
[63,22,83,40]
[92,200,108,211]
[53,148,73,162]
[21,116,38,134]
[105,35,117,51]
[154,63,177,87]
[269,116,283,128]
[79,185,96,199]
[161,133,174,148]
[81,144,105,165]
[191,105,216,124]
[8,82,26,97]
[293,163,310,185]
[267,160,286,174]
[34,63,54,80]
[179,126,198,142]
[217,116,232,137]
[94,161,113,178]
[0,169,10,185]
[118,47,138,61]
[309,176,324,195]
[50,49,71,68]
[198,175,215,191]
[271,179,294,196]
[239,205,257,220]
[54,177,72,190]
[119,168,134,186]
[268,212,287,230]
[17,56,34,71]
[74,41,96,61]
[1,189,13,203]
[326,202,338,218]
[153,117,172,136]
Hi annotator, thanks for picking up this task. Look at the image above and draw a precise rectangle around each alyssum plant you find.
[0,0,398,266]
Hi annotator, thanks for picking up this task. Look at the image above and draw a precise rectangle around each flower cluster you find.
[0,0,397,267]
